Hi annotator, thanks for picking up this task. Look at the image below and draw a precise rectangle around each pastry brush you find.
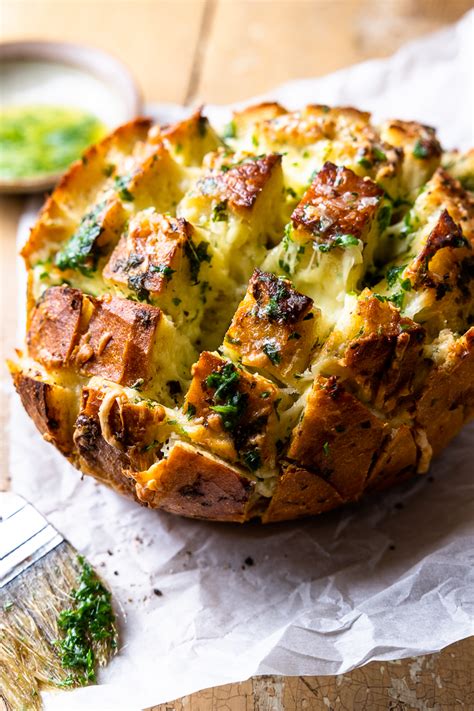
[0,492,118,710]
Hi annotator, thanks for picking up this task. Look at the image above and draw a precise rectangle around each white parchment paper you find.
[6,12,474,710]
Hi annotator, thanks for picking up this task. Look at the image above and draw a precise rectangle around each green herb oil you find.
[0,105,106,179]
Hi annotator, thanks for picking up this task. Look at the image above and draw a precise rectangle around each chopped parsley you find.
[205,363,239,400]
[262,341,281,365]
[210,392,247,432]
[185,403,196,419]
[386,264,406,288]
[127,274,150,302]
[373,147,387,162]
[388,291,405,309]
[375,291,405,309]
[55,202,105,273]
[278,258,291,275]
[114,174,134,201]
[317,234,359,252]
[401,210,419,237]
[242,449,261,471]
[413,140,430,159]
[357,157,372,170]
[56,556,117,687]
[185,238,211,283]
[378,204,392,232]
[150,264,176,280]
[211,200,228,222]
[205,363,249,434]
[222,120,236,139]
[103,163,115,177]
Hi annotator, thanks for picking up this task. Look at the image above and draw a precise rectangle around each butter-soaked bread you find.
[11,105,474,522]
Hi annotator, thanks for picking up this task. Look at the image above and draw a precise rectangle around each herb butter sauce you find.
[0,105,106,179]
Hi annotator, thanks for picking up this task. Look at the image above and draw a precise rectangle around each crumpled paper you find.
[6,11,474,710]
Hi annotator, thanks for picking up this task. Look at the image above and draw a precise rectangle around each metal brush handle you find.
[0,492,63,587]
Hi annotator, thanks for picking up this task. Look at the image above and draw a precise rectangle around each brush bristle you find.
[0,541,117,710]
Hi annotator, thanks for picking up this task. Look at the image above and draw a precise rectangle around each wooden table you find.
[1,1,473,708]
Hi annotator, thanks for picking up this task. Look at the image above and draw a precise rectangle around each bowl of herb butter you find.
[0,41,143,193]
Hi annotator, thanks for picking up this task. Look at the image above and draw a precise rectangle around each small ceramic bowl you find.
[0,40,143,194]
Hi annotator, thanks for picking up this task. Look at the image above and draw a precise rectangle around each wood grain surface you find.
[1,1,473,708]
[147,637,474,710]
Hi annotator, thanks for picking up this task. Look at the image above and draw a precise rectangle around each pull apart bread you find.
[11,105,474,522]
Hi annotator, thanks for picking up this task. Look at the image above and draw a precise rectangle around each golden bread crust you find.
[133,441,256,522]
[287,376,387,500]
[416,327,474,456]
[366,425,418,492]
[12,368,78,456]
[27,286,83,368]
[262,463,345,523]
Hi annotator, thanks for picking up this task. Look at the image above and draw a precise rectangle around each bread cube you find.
[228,102,287,144]
[182,351,279,473]
[27,286,84,369]
[416,327,474,456]
[318,291,426,413]
[379,119,442,195]
[53,196,127,275]
[287,375,387,499]
[76,295,195,403]
[179,151,285,284]
[223,269,319,383]
[263,163,385,328]
[292,161,384,244]
[161,108,223,166]
[112,140,185,212]
[365,425,418,492]
[235,105,402,196]
[74,379,169,495]
[102,209,210,330]
[10,363,78,456]
[133,440,256,522]
[262,462,345,522]
[375,170,474,335]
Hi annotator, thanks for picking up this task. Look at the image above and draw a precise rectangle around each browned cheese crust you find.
[292,162,384,245]
[224,269,318,381]
[197,153,282,214]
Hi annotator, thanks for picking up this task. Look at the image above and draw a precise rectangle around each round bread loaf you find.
[11,104,474,522]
